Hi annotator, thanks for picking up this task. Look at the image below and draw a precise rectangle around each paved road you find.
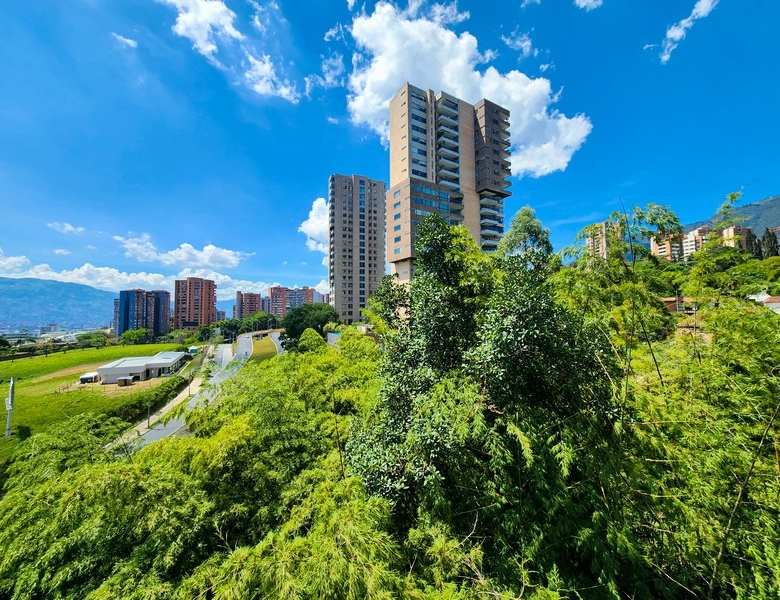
[128,329,281,449]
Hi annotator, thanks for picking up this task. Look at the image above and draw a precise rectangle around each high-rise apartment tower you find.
[328,174,387,324]
[387,83,510,280]
[115,289,170,337]
[174,277,217,330]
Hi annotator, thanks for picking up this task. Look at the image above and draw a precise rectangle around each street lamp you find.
[4,378,14,437]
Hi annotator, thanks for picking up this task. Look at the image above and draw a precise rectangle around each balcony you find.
[436,122,459,136]
[438,179,461,191]
[481,238,500,249]
[437,143,459,158]
[437,154,459,169]
[436,101,458,118]
[436,112,458,127]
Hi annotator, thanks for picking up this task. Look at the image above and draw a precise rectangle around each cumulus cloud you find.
[113,233,250,269]
[158,0,243,60]
[298,198,330,266]
[315,279,329,294]
[574,0,603,10]
[245,52,300,102]
[327,116,339,124]
[0,248,31,271]
[659,0,719,64]
[305,52,346,95]
[501,28,537,59]
[347,0,357,10]
[111,32,138,48]
[347,2,592,177]
[0,256,275,301]
[54,249,70,256]
[47,222,85,235]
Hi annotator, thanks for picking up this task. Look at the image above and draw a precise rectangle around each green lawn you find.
[251,337,278,362]
[0,344,180,460]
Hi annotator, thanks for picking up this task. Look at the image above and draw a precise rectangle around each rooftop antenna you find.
[4,377,14,437]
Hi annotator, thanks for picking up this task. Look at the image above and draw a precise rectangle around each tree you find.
[118,328,152,345]
[761,227,779,258]
[745,229,763,259]
[279,303,339,351]
[496,205,554,269]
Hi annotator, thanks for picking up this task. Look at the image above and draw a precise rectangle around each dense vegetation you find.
[1,206,780,598]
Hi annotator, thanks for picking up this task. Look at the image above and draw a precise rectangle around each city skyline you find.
[1,1,778,300]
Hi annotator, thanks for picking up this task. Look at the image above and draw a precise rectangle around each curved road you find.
[130,329,281,449]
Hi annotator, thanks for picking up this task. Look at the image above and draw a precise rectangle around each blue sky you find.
[1,0,778,301]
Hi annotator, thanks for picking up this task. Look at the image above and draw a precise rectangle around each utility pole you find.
[5,377,14,437]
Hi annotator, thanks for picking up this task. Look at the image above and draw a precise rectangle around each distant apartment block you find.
[650,225,752,261]
[386,82,510,281]
[681,226,711,258]
[721,225,752,249]
[234,291,264,320]
[650,234,684,262]
[39,323,60,335]
[268,285,322,317]
[329,174,387,324]
[173,277,216,330]
[115,289,170,337]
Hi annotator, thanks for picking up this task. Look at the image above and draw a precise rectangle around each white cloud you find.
[429,2,469,25]
[112,233,250,269]
[305,52,346,95]
[347,2,592,178]
[86,245,98,251]
[574,0,603,10]
[325,23,347,42]
[659,0,719,64]
[158,0,243,60]
[327,116,339,124]
[501,29,537,59]
[158,0,300,103]
[521,0,541,7]
[298,198,330,267]
[0,257,276,301]
[54,249,70,256]
[111,32,138,48]
[539,63,553,72]
[0,248,31,271]
[315,279,329,294]
[347,0,357,10]
[47,222,85,235]
[245,52,300,102]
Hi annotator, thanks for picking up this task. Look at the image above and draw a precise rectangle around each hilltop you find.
[0,277,115,331]
[685,194,780,233]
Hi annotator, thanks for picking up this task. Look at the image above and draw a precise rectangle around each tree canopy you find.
[2,207,780,598]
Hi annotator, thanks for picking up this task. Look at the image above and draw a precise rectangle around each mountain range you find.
[2,195,779,332]
[685,195,780,234]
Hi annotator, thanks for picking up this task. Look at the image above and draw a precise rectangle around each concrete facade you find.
[386,83,510,280]
[174,277,216,330]
[328,174,386,324]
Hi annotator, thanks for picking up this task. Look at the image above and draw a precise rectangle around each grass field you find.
[251,337,278,362]
[0,344,180,460]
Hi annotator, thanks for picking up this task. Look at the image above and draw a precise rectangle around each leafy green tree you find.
[496,205,554,271]
[745,228,763,258]
[279,303,339,352]
[118,328,152,345]
[761,227,779,258]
